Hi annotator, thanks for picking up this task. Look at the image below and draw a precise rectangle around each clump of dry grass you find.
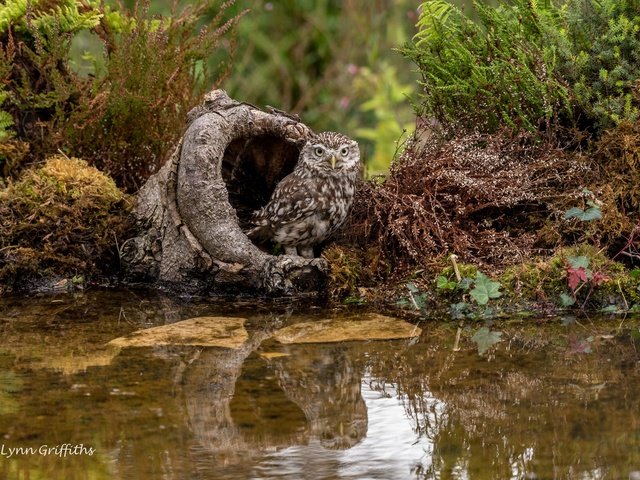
[0,155,133,285]
[347,129,591,275]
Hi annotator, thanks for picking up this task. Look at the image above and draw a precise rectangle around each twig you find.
[617,279,629,311]
[408,288,420,311]
[450,254,462,282]
[114,232,121,269]
[56,149,71,160]
[621,251,640,260]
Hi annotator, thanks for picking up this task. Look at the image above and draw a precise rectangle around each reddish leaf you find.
[567,334,593,355]
[567,267,588,292]
[591,271,609,286]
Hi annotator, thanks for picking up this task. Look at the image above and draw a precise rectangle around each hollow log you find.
[122,90,327,295]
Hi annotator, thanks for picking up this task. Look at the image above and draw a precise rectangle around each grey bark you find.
[121,90,327,295]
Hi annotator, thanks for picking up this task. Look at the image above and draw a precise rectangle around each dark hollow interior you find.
[222,134,300,231]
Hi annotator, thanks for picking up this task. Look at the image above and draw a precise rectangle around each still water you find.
[0,290,639,479]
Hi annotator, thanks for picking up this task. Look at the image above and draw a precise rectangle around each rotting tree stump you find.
[121,89,327,295]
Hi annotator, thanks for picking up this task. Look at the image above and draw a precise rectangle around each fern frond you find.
[31,4,103,37]
[0,0,29,33]
[414,0,460,47]
[2,0,103,37]
[405,0,572,133]
[0,111,15,141]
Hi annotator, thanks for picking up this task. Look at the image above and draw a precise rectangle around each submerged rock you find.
[273,313,421,344]
[258,351,291,359]
[108,316,248,349]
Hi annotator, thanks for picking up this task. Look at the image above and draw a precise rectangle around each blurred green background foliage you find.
[5,0,640,184]
[221,0,420,175]
[77,0,421,176]
[0,0,421,188]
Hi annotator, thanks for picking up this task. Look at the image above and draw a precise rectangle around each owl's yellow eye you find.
[340,147,349,156]
[314,147,324,156]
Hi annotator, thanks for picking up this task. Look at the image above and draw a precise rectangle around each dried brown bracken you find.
[346,128,591,276]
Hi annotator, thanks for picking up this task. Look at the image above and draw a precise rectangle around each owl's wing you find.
[261,174,322,226]
[246,173,319,241]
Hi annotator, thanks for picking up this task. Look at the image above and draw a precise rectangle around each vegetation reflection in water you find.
[0,291,639,479]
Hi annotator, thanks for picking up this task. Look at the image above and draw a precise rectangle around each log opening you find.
[222,134,300,232]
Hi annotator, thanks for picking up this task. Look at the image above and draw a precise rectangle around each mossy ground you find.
[0,155,133,294]
[325,242,640,316]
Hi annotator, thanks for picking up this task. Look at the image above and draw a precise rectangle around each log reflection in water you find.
[182,340,368,456]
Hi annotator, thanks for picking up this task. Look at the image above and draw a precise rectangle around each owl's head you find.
[298,131,360,175]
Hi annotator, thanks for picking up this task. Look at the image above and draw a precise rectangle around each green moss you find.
[323,245,365,299]
[501,258,566,303]
[499,245,640,309]
[0,155,132,287]
[438,262,478,282]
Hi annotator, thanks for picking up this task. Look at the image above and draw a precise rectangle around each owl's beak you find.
[330,155,337,169]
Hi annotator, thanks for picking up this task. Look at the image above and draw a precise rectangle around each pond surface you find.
[0,290,639,480]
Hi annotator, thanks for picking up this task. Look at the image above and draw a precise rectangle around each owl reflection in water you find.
[247,132,360,258]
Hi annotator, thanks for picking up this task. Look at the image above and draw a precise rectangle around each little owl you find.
[247,131,360,258]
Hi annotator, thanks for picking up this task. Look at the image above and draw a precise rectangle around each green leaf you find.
[563,207,583,219]
[471,327,502,356]
[601,305,619,313]
[407,282,420,294]
[564,206,602,221]
[396,298,411,308]
[566,255,589,270]
[559,293,576,307]
[458,277,473,290]
[580,207,602,221]
[470,272,502,305]
[344,296,366,306]
[413,293,428,310]
[480,307,496,319]
[436,275,457,290]
[449,302,469,319]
